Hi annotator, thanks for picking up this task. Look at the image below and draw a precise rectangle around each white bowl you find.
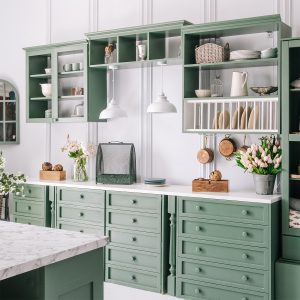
[195,89,211,98]
[40,83,52,97]
[45,68,51,74]
[291,79,300,88]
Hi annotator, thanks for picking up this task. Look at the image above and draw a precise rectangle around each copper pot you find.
[219,135,237,159]
[197,136,214,164]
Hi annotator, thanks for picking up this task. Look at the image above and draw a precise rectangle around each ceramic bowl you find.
[261,48,277,59]
[195,89,211,98]
[250,86,278,96]
[291,79,300,88]
[44,68,51,74]
[40,83,52,97]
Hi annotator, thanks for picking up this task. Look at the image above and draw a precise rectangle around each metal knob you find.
[131,275,136,281]
[242,231,248,238]
[242,253,248,259]
[28,222,31,225]
[241,210,248,216]
[194,288,202,294]
[28,206,31,210]
[241,297,248,300]
[195,226,202,232]
[132,218,137,223]
[132,256,137,261]
[241,275,248,281]
[195,247,202,253]
[80,194,84,199]
[28,189,31,194]
[196,205,202,211]
[132,199,137,204]
[195,267,202,273]
[80,230,84,233]
[80,212,84,217]
[131,237,137,242]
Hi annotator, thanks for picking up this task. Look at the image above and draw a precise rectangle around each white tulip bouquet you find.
[235,135,282,175]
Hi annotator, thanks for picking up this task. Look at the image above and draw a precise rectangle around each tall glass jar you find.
[73,158,88,182]
[210,75,223,97]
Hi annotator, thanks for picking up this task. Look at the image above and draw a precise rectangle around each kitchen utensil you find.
[73,101,84,117]
[231,106,244,129]
[44,68,51,74]
[248,104,260,129]
[63,64,72,72]
[219,135,237,159]
[238,135,249,153]
[197,136,214,164]
[212,111,221,129]
[230,50,260,60]
[218,110,230,129]
[230,71,248,97]
[291,78,300,88]
[195,89,211,98]
[240,106,252,129]
[71,62,80,71]
[40,83,52,97]
[250,86,278,96]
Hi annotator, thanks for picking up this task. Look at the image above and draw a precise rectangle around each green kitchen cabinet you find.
[105,191,169,293]
[12,184,50,227]
[176,196,280,300]
[181,14,291,134]
[24,40,106,123]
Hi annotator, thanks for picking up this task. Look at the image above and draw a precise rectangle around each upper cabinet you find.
[86,20,191,70]
[182,15,291,134]
[24,41,106,123]
[0,80,19,144]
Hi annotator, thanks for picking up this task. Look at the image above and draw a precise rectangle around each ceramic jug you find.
[230,71,248,97]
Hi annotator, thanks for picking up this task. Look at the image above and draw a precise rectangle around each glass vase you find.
[73,160,88,182]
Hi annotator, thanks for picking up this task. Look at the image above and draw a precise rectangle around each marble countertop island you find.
[0,221,109,281]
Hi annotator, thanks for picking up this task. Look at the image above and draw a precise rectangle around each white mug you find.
[230,71,248,97]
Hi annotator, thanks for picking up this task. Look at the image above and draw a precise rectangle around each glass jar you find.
[73,158,88,182]
[210,75,223,97]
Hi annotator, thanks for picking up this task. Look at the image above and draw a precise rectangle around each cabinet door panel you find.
[14,199,44,217]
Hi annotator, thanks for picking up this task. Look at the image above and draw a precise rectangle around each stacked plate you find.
[230,50,261,61]
[144,178,166,186]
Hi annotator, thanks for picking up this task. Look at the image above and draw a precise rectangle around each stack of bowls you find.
[261,48,277,59]
[144,178,166,186]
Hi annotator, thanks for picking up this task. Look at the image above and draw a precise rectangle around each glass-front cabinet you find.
[0,80,19,144]
[25,41,106,123]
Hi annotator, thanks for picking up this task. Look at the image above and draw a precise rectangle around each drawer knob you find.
[28,206,31,210]
[195,226,202,232]
[80,212,84,217]
[196,205,202,211]
[241,275,248,281]
[131,237,137,242]
[28,222,31,225]
[132,218,137,223]
[241,297,248,300]
[80,194,84,199]
[28,189,32,194]
[131,275,136,281]
[242,253,248,259]
[195,267,202,273]
[242,231,248,238]
[132,199,137,204]
[241,210,248,216]
[194,288,202,294]
[132,256,137,261]
[195,247,202,253]
[80,230,84,233]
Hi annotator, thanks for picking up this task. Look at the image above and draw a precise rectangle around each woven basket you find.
[195,42,230,64]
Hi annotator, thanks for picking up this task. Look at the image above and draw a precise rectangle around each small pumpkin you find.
[42,162,52,171]
[209,170,222,181]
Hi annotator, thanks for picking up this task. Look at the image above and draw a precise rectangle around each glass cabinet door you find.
[53,43,88,122]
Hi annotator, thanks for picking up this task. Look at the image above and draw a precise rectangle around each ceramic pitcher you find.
[230,71,248,97]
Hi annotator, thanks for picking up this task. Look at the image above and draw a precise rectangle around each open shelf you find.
[58,95,84,100]
[30,73,51,79]
[58,71,84,77]
[30,97,51,101]
[290,88,300,92]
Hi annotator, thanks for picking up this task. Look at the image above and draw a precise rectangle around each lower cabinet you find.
[12,184,50,226]
[176,196,280,300]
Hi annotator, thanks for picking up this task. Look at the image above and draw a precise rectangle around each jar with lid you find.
[210,75,223,97]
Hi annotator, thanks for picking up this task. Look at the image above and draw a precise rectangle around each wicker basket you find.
[195,42,230,64]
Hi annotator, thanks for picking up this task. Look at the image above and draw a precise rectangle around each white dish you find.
[231,106,244,129]
[40,83,52,97]
[212,111,221,129]
[291,79,300,88]
[248,104,260,129]
[240,106,252,129]
[230,50,261,60]
[218,110,230,129]
[44,68,51,74]
[195,89,211,98]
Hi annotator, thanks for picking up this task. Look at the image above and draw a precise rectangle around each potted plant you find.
[61,135,95,182]
[235,135,282,195]
[0,152,26,220]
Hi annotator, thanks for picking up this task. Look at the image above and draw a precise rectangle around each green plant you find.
[235,135,282,175]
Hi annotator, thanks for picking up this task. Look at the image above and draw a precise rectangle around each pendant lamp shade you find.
[99,66,127,120]
[147,61,177,113]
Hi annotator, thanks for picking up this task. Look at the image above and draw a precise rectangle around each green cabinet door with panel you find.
[24,40,106,123]
[12,184,50,227]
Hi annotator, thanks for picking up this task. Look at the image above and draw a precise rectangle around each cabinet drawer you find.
[14,184,45,201]
[179,197,268,225]
[106,210,160,233]
[58,205,104,225]
[178,238,267,269]
[14,199,44,217]
[177,279,268,300]
[107,228,160,252]
[107,192,161,213]
[58,187,105,207]
[13,215,44,226]
[57,221,104,236]
[106,265,160,293]
[178,258,268,292]
[107,247,160,272]
[179,218,268,247]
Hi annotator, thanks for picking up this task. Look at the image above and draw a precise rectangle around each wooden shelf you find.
[184,58,278,70]
[58,71,84,77]
[30,74,51,78]
[30,97,51,101]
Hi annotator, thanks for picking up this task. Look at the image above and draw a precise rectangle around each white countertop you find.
[26,178,281,204]
[0,221,109,281]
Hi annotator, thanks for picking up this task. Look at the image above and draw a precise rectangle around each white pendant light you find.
[147,61,177,113]
[99,65,127,120]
